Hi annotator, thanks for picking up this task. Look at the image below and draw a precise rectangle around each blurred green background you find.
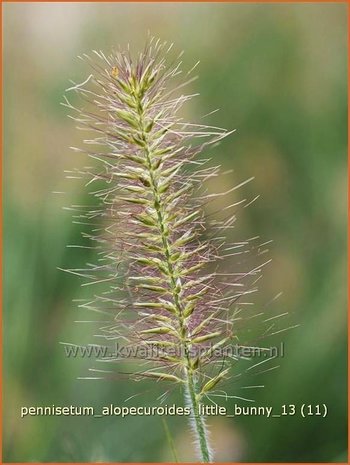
[3,3,347,462]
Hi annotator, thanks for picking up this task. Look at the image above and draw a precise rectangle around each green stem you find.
[136,98,211,462]
[185,368,211,462]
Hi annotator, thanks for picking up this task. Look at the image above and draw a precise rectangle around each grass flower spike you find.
[64,38,272,462]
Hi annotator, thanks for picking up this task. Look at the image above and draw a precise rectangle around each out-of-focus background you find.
[3,3,347,462]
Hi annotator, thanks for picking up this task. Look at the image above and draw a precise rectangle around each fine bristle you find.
[63,38,288,462]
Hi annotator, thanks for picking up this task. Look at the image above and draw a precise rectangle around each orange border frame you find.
[0,1,348,464]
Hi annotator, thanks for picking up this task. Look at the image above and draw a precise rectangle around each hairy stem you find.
[137,98,211,462]
[185,368,211,462]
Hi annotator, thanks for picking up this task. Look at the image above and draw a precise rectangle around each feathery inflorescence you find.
[63,38,283,462]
